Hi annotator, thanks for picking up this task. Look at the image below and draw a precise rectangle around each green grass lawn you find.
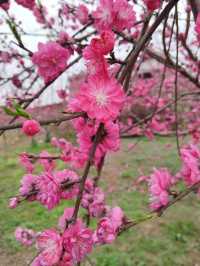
[0,136,200,266]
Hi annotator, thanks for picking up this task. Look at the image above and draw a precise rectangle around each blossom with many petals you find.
[113,0,136,31]
[22,119,41,137]
[180,144,200,186]
[82,32,112,77]
[93,0,135,32]
[36,172,61,210]
[94,217,116,244]
[55,169,79,200]
[15,227,35,246]
[63,220,93,263]
[9,197,19,209]
[69,76,125,122]
[109,206,124,229]
[32,42,70,83]
[92,0,114,31]
[83,31,115,59]
[20,174,38,200]
[188,118,200,143]
[18,168,79,215]
[76,4,89,24]
[149,168,173,210]
[36,229,63,265]
[94,207,124,244]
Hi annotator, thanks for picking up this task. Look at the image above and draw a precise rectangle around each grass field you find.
[0,135,200,266]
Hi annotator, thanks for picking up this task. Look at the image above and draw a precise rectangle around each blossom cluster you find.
[15,207,124,266]
[137,144,200,211]
[14,169,79,210]
[8,20,130,263]
[31,221,93,266]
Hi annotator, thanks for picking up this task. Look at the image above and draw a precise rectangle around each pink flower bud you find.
[9,197,18,208]
[22,119,41,137]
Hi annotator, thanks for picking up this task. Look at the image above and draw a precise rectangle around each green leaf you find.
[3,107,18,117]
[6,19,24,47]
[14,104,31,119]
[3,103,31,119]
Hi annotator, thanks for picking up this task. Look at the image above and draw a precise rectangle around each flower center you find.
[93,90,108,106]
[51,58,57,65]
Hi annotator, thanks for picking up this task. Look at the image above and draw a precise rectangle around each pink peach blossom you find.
[69,76,125,122]
[20,174,38,199]
[94,207,124,244]
[36,229,63,265]
[15,227,35,246]
[149,168,173,210]
[92,0,114,31]
[36,172,61,210]
[76,4,89,25]
[22,119,41,137]
[83,31,115,59]
[180,144,200,186]
[63,220,93,263]
[113,0,136,31]
[9,197,19,209]
[32,42,70,83]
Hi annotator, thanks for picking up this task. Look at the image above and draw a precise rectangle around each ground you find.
[0,134,200,266]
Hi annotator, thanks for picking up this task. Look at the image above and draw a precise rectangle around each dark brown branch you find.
[71,123,104,222]
[119,0,180,86]
[189,0,199,21]
[0,112,85,131]
[120,181,200,233]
